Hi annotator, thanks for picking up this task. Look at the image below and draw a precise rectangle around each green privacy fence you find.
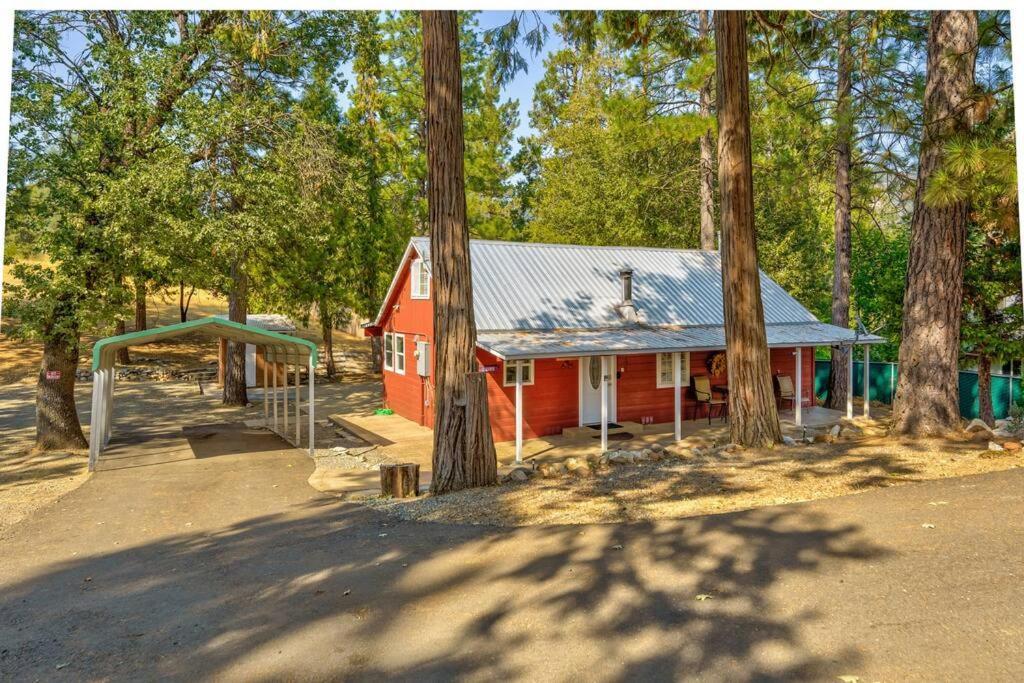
[814,360,1021,420]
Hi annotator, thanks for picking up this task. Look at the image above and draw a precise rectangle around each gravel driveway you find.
[1,426,1022,682]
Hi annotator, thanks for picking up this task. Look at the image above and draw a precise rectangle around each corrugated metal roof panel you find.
[214,313,296,332]
[477,323,884,360]
[411,237,818,332]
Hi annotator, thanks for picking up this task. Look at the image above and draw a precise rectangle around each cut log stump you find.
[380,463,420,498]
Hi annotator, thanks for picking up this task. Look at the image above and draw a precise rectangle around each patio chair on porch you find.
[692,375,727,424]
[775,374,796,410]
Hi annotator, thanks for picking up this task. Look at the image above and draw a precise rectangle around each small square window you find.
[656,353,690,388]
[503,359,535,387]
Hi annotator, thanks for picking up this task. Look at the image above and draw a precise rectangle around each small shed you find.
[89,317,318,470]
[215,314,297,388]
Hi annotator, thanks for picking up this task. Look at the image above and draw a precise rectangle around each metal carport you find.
[88,317,318,470]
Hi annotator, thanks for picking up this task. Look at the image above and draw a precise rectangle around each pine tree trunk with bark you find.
[715,10,783,448]
[223,258,249,406]
[891,11,978,436]
[827,11,853,411]
[698,10,716,251]
[977,353,994,426]
[36,310,88,451]
[423,10,497,493]
[134,278,147,331]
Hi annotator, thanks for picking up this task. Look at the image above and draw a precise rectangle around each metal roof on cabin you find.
[410,237,819,332]
[477,323,884,360]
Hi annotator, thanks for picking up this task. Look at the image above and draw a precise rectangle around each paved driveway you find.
[1,429,1022,682]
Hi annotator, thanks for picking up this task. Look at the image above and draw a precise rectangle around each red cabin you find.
[364,238,880,460]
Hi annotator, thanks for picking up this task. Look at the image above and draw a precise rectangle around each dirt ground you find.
[369,434,1024,526]
[0,450,90,532]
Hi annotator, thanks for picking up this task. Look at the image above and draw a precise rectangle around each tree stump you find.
[380,463,420,498]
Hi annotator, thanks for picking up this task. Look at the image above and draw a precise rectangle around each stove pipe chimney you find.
[618,268,638,323]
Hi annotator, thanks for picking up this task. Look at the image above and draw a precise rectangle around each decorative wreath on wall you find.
[706,351,727,377]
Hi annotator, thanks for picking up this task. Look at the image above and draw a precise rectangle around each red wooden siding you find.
[377,253,435,426]
[479,349,580,442]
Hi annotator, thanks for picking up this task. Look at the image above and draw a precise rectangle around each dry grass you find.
[369,434,1023,526]
[0,450,89,535]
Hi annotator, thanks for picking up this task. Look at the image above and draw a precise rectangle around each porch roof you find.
[477,322,884,360]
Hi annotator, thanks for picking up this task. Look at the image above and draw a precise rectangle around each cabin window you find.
[503,359,535,387]
[394,334,406,374]
[411,259,429,299]
[383,333,394,371]
[656,352,690,388]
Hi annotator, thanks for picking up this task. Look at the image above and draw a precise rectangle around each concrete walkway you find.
[1,439,1022,681]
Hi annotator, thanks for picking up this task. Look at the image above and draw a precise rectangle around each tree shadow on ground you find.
[0,492,888,681]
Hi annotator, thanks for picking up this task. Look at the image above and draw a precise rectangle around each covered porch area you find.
[478,322,885,463]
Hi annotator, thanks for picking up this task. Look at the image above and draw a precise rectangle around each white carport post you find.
[294,363,300,446]
[283,356,289,436]
[600,355,610,452]
[673,352,682,441]
[262,350,269,426]
[794,347,803,427]
[514,360,524,464]
[272,349,279,433]
[308,354,315,456]
[88,369,102,470]
[103,367,114,446]
[863,344,871,418]
[846,344,854,419]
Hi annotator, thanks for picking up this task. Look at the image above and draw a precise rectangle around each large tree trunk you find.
[891,11,977,436]
[827,11,853,410]
[223,258,249,406]
[698,10,716,251]
[977,353,994,427]
[715,10,782,448]
[423,10,497,493]
[134,278,147,331]
[114,319,131,364]
[36,322,88,451]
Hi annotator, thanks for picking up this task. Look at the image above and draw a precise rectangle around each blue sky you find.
[474,11,565,143]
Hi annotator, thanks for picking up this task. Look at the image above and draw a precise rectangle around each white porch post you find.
[263,351,269,427]
[673,352,682,440]
[294,363,300,446]
[308,355,315,456]
[846,344,854,419]
[515,361,523,464]
[863,344,871,418]
[600,355,609,452]
[795,347,803,427]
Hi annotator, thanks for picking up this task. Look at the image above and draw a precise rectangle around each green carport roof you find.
[91,317,318,372]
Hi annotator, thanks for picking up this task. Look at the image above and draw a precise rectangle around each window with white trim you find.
[394,334,406,374]
[503,359,535,387]
[656,352,690,388]
[411,259,430,299]
[383,333,394,371]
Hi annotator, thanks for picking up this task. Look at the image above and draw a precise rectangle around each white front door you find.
[579,355,616,425]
